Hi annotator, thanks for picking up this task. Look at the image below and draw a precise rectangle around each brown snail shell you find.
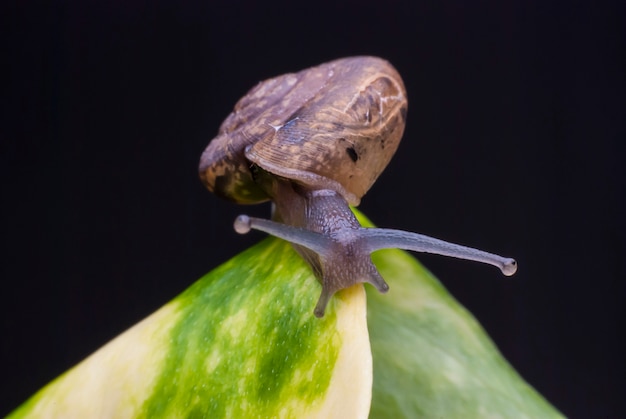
[199,56,407,206]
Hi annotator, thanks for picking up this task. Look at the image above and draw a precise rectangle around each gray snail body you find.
[200,56,516,317]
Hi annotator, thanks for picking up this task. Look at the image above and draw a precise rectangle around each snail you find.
[199,56,517,317]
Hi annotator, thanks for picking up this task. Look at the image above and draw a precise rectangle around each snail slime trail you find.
[199,56,517,317]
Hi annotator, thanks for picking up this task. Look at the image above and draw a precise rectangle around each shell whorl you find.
[199,56,407,205]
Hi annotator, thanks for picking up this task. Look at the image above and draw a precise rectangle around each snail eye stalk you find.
[234,215,333,258]
[357,228,517,276]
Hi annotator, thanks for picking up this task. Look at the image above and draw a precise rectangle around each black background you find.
[2,1,624,417]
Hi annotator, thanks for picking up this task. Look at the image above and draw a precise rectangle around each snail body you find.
[200,56,516,317]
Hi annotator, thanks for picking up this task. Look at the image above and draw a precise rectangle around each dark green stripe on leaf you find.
[140,238,339,418]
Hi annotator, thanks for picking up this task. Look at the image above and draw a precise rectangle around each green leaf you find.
[354,211,562,418]
[9,209,562,418]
